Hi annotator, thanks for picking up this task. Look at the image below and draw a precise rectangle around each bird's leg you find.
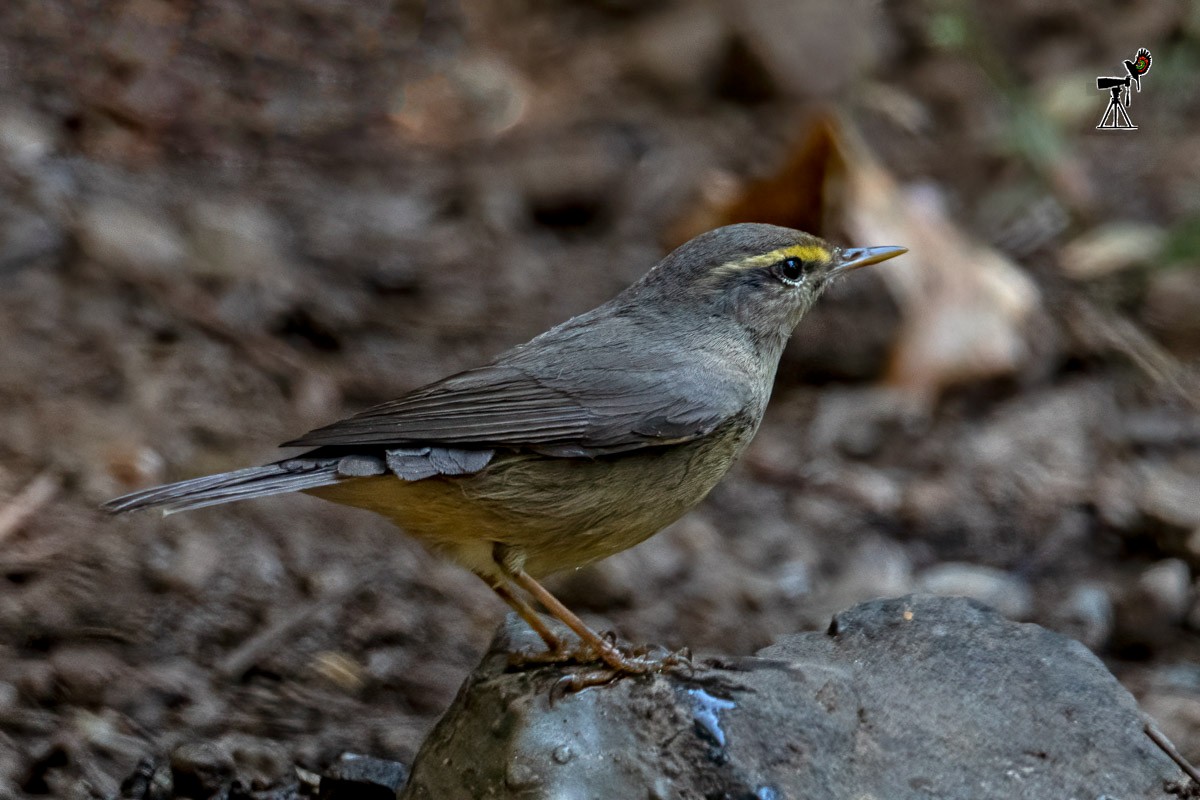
[475,571,564,654]
[487,547,690,692]
[506,565,658,676]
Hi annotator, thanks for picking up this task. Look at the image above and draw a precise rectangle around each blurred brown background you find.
[1,0,1199,795]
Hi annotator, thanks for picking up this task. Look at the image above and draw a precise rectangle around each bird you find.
[1125,47,1152,91]
[104,223,906,678]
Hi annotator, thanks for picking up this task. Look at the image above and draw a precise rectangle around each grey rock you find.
[319,753,409,800]
[401,595,1181,799]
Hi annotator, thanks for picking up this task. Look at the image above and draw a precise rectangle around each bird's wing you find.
[1132,48,1152,76]
[283,333,747,456]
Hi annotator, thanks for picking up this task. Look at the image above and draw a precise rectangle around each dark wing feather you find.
[283,317,747,455]
[283,365,592,448]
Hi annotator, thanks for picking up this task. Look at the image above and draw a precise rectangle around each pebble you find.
[1144,266,1200,353]
[837,465,903,516]
[142,528,223,596]
[169,741,234,800]
[1056,583,1114,650]
[48,645,127,705]
[0,106,57,168]
[1114,559,1193,650]
[0,205,66,272]
[844,536,914,599]
[505,758,542,790]
[1137,462,1200,530]
[11,658,56,701]
[303,189,433,263]
[1059,222,1166,278]
[917,563,1034,621]
[119,757,173,800]
[629,4,726,93]
[77,200,187,278]
[807,387,924,459]
[730,0,882,98]
[102,0,185,69]
[1137,559,1192,625]
[309,650,365,692]
[185,199,291,281]
[215,733,292,790]
[391,56,529,145]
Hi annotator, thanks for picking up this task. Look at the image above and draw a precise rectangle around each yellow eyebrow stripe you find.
[711,244,831,278]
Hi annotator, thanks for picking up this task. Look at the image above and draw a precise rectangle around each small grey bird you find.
[105,223,905,677]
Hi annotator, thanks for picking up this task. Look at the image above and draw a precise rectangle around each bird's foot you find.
[506,640,583,668]
[537,640,694,699]
[509,635,692,671]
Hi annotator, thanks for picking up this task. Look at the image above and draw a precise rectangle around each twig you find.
[1070,299,1200,411]
[217,595,335,678]
[0,471,59,544]
[1144,713,1200,786]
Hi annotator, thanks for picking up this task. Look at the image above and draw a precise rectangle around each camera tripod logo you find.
[1096,48,1152,130]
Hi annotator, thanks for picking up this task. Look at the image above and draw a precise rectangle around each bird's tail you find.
[102,459,343,515]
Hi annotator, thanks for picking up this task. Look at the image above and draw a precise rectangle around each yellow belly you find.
[305,428,747,578]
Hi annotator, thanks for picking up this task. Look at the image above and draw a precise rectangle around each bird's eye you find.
[776,257,806,284]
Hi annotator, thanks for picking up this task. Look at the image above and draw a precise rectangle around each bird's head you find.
[636,223,906,347]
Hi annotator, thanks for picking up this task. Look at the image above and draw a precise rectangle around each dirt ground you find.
[1,0,1199,796]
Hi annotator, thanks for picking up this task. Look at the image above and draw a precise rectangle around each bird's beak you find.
[832,245,908,274]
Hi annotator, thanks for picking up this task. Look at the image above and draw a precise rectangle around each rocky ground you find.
[404,597,1187,800]
[1,0,1199,796]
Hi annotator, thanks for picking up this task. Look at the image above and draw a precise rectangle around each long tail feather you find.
[102,460,342,515]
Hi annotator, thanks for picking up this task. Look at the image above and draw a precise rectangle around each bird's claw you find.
[507,633,695,698]
[546,644,695,702]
